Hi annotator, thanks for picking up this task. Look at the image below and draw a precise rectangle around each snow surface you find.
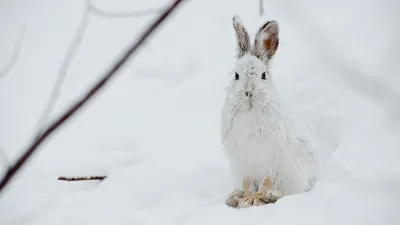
[1,0,400,224]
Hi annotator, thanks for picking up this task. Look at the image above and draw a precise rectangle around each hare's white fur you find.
[221,16,319,195]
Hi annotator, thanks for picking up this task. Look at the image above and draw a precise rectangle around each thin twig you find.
[259,0,264,17]
[90,5,161,18]
[32,3,91,137]
[0,25,26,79]
[0,0,187,196]
[32,0,162,138]
[58,176,106,181]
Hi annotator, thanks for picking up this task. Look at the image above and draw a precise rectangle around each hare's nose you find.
[245,92,253,98]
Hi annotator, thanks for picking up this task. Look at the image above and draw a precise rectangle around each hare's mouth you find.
[240,99,253,111]
[248,101,253,110]
[232,93,262,112]
[245,96,263,111]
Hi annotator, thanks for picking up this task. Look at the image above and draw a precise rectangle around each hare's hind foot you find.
[226,177,253,207]
[226,189,244,207]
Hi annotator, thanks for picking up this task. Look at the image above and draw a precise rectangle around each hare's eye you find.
[235,73,239,80]
[261,72,266,80]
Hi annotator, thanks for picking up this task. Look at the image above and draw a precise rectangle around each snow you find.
[0,0,400,224]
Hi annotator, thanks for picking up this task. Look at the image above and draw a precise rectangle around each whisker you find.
[224,102,243,138]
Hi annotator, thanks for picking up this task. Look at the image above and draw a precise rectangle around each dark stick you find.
[0,0,187,195]
[58,176,106,181]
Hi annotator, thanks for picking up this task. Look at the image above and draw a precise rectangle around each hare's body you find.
[221,59,319,195]
[222,17,319,207]
[221,64,318,194]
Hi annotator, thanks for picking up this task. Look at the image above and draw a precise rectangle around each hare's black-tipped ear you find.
[254,20,279,63]
[232,15,250,59]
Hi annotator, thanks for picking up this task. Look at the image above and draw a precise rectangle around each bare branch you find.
[58,176,106,181]
[0,25,26,79]
[0,0,188,196]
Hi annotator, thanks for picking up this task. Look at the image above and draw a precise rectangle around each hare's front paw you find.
[237,189,283,208]
[227,176,284,208]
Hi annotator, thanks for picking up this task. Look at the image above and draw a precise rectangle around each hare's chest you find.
[226,108,284,145]
[223,109,284,177]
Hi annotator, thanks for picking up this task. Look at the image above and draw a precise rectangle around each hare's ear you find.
[232,15,250,59]
[254,20,279,63]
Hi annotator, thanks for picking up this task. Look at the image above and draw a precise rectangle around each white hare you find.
[221,15,320,208]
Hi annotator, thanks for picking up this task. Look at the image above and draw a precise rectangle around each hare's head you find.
[227,15,280,107]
